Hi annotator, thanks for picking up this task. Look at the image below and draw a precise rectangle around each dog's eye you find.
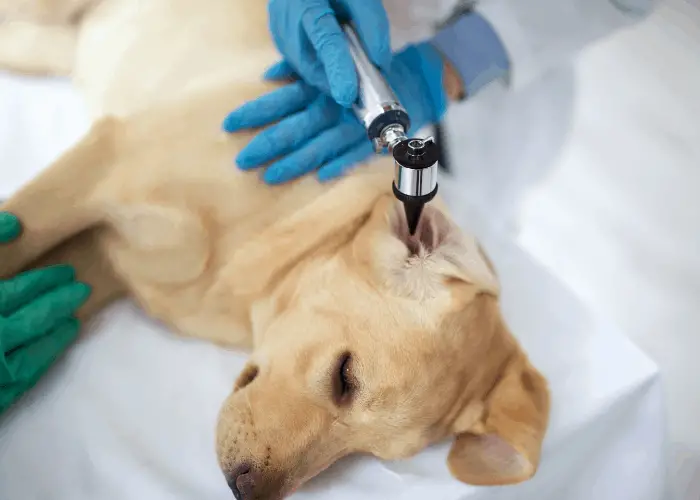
[332,352,354,406]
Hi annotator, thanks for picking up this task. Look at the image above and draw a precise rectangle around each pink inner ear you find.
[450,433,531,483]
[479,434,526,471]
[391,204,450,255]
[474,433,531,480]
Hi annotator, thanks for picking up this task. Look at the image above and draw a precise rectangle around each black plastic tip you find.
[392,182,439,236]
[404,201,424,236]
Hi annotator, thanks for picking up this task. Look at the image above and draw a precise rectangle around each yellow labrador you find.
[0,0,550,498]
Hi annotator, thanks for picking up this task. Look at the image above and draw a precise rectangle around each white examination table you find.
[0,72,671,500]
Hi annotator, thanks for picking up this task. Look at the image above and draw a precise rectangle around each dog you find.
[0,0,550,498]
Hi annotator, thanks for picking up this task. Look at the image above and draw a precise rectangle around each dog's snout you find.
[227,463,258,500]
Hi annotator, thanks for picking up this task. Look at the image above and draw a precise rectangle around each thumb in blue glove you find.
[222,42,447,185]
[267,0,392,107]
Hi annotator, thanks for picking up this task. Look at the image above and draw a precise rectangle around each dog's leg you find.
[0,117,120,280]
[24,227,126,324]
[0,0,95,24]
[0,0,95,76]
[0,20,77,76]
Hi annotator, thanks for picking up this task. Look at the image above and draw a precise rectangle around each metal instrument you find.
[342,24,439,235]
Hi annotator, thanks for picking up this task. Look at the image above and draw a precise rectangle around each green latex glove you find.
[0,212,91,415]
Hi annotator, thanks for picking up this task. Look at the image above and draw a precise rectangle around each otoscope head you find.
[391,137,440,235]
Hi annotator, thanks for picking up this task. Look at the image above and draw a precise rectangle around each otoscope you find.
[342,24,439,235]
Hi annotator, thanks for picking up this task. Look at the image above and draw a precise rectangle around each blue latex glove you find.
[223,43,447,184]
[267,0,391,107]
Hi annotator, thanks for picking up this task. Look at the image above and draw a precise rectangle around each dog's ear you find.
[446,304,550,486]
[355,197,499,298]
[357,198,549,484]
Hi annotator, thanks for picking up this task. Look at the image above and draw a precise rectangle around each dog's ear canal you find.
[447,346,550,486]
[390,204,451,256]
[386,202,499,293]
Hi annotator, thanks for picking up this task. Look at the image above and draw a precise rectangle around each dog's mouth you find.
[287,452,352,497]
[265,453,345,500]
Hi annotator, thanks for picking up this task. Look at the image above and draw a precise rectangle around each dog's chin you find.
[274,481,301,500]
[280,458,342,499]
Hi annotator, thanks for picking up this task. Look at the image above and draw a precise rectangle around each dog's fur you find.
[0,1,550,498]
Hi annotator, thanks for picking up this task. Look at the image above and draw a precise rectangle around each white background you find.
[517,0,700,496]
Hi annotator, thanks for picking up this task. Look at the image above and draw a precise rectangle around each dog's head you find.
[216,197,549,500]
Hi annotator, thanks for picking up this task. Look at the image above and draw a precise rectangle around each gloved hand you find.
[267,0,392,107]
[223,43,447,184]
[0,212,91,415]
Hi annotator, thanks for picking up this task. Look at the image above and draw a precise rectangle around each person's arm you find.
[222,0,658,184]
[439,56,467,102]
[430,0,658,99]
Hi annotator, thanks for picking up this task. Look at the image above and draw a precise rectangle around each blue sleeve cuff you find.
[410,42,448,124]
[430,12,511,98]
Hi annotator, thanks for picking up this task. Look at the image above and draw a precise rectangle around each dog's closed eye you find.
[332,352,355,406]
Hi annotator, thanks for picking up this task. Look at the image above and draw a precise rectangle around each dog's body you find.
[0,1,550,498]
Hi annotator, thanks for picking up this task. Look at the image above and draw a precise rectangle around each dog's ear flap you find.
[447,348,550,486]
[356,198,499,297]
[390,200,451,256]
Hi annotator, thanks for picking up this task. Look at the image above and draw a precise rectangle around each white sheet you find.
[0,71,672,500]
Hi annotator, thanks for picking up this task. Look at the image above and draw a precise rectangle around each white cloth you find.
[0,72,671,500]
[0,72,88,199]
[383,0,658,232]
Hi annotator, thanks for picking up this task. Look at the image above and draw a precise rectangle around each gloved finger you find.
[263,120,366,184]
[263,61,298,81]
[0,320,77,414]
[3,282,90,351]
[317,139,374,182]
[0,264,77,317]
[236,95,340,169]
[222,82,318,132]
[5,318,79,383]
[301,4,357,107]
[0,211,21,244]
[341,1,392,70]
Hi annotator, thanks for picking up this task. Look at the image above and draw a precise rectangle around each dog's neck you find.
[224,169,393,294]
[247,202,376,347]
[201,167,395,345]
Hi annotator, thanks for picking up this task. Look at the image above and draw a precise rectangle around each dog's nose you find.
[227,463,258,500]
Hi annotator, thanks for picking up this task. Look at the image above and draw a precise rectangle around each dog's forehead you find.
[325,257,456,315]
[315,287,454,342]
[286,253,479,357]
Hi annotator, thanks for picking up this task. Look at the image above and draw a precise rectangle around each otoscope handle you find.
[342,24,410,152]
